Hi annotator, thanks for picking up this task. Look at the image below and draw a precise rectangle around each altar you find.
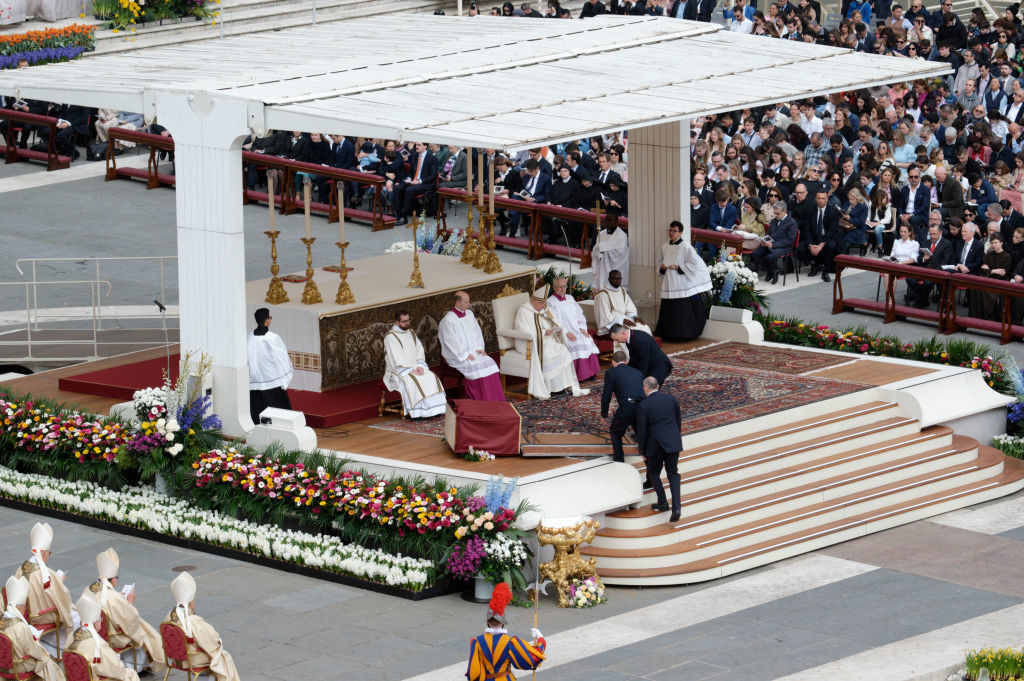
[245,253,536,392]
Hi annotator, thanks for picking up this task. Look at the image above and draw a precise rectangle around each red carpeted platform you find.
[57,353,459,428]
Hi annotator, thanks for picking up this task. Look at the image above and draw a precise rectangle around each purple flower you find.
[446,535,486,580]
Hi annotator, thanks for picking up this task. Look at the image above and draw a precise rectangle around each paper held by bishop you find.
[438,291,505,402]
[513,286,587,400]
[383,315,447,418]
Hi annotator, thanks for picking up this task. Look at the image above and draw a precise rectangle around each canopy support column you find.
[155,93,254,436]
[626,119,691,324]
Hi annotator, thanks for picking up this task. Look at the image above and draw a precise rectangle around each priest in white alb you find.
[595,269,653,338]
[68,590,140,681]
[247,307,293,425]
[591,223,629,290]
[89,548,165,673]
[513,284,589,400]
[15,522,74,657]
[383,310,446,418]
[162,572,241,681]
[1,576,66,681]
[438,291,505,402]
[545,277,600,382]
[654,220,712,342]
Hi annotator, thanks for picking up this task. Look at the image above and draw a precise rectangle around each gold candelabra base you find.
[472,209,488,270]
[461,198,478,265]
[300,237,323,305]
[334,241,355,305]
[408,214,426,289]
[537,517,603,608]
[481,213,503,274]
[264,230,289,304]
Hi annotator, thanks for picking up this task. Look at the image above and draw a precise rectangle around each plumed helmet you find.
[486,582,513,626]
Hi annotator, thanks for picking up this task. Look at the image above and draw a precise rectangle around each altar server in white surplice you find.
[438,291,505,402]
[1,576,66,681]
[68,590,140,681]
[89,549,164,673]
[654,220,712,342]
[162,573,241,681]
[591,224,629,290]
[247,307,293,425]
[383,310,447,418]
[15,522,74,657]
[595,269,653,349]
[514,285,589,400]
[545,277,600,382]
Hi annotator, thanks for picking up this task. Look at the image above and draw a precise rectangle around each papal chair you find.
[0,631,34,681]
[491,291,532,397]
[98,610,139,672]
[159,622,211,681]
[61,651,95,681]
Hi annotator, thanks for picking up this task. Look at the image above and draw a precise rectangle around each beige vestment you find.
[0,615,65,681]
[163,609,241,681]
[89,581,165,672]
[66,627,140,681]
[15,560,73,633]
[513,303,581,400]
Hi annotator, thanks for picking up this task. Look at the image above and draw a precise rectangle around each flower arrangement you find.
[446,534,485,580]
[477,532,529,586]
[385,241,415,255]
[0,25,95,69]
[437,231,466,257]
[540,265,593,301]
[464,446,495,462]
[0,464,435,589]
[567,576,606,608]
[963,646,1024,680]
[993,433,1024,460]
[708,259,765,312]
[447,476,531,591]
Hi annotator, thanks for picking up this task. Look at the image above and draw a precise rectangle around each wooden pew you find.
[691,227,745,251]
[833,254,952,331]
[947,272,1024,344]
[0,109,71,171]
[105,128,175,188]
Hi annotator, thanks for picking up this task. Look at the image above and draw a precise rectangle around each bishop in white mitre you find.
[438,291,505,402]
[595,269,653,342]
[89,549,165,673]
[1,576,65,681]
[68,590,139,681]
[15,522,74,657]
[162,573,241,681]
[384,310,447,418]
[591,223,629,290]
[514,285,589,400]
[545,276,600,382]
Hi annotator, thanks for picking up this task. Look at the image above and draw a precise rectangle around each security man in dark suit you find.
[907,221,954,308]
[635,376,683,522]
[609,323,672,386]
[600,351,645,463]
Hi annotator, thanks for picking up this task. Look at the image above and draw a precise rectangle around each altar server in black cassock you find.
[247,308,293,425]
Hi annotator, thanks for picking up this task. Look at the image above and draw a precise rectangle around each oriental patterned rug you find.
[370,357,865,440]
[680,341,855,375]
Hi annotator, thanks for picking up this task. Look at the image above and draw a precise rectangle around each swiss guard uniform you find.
[465,582,546,681]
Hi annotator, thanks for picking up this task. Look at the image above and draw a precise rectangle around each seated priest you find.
[591,222,629,290]
[513,284,590,400]
[15,522,73,657]
[438,291,505,401]
[383,310,447,418]
[595,269,652,337]
[67,590,139,681]
[1,576,66,681]
[90,549,165,673]
[163,573,241,681]
[247,307,293,426]
[545,277,600,382]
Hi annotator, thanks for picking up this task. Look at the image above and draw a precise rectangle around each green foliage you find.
[964,646,1024,680]
[540,265,594,301]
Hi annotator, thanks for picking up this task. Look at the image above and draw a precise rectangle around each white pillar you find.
[626,119,691,324]
[154,93,253,436]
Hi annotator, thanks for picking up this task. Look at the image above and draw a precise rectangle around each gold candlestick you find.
[407,213,425,289]
[472,204,489,270]
[334,241,355,305]
[264,230,289,304]
[483,212,503,274]
[300,237,323,305]
[461,195,478,264]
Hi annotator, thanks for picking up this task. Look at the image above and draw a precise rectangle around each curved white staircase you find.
[585,399,1024,586]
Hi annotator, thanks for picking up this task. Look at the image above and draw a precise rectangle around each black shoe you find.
[395,217,407,226]
[808,264,820,277]
[821,272,830,282]
[651,503,669,513]
[669,511,681,522]
[768,271,779,285]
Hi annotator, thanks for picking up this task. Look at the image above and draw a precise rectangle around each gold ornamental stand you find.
[537,517,603,608]
[482,212,503,274]
[407,212,425,289]
[263,175,288,304]
[300,237,322,304]
[460,196,479,265]
[334,241,355,304]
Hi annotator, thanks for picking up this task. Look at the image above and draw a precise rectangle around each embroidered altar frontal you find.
[246,254,535,391]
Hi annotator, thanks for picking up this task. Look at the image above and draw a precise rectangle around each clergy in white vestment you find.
[68,591,140,681]
[546,277,600,382]
[162,573,241,681]
[595,269,653,357]
[591,224,629,290]
[247,307,293,425]
[654,221,712,342]
[514,285,589,400]
[14,522,74,657]
[383,310,447,418]
[89,549,165,673]
[1,577,66,681]
[438,291,505,402]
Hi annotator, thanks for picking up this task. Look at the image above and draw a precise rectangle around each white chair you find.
[491,292,532,395]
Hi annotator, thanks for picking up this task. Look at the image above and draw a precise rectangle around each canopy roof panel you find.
[0,15,951,151]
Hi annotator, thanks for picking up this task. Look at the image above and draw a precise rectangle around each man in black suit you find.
[37,103,90,159]
[635,376,683,521]
[999,200,1024,244]
[579,0,606,16]
[952,222,985,276]
[907,222,954,308]
[601,351,646,464]
[608,323,672,386]
[804,189,842,282]
[394,141,437,225]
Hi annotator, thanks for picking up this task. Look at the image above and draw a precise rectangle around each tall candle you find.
[489,161,495,215]
[466,147,473,196]
[268,174,276,230]
[303,177,311,239]
[338,182,345,243]
[477,150,484,204]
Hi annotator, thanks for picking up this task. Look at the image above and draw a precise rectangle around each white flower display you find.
[484,533,528,569]
[0,465,435,590]
[384,241,415,255]
[708,259,759,289]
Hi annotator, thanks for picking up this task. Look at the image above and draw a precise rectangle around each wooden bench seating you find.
[0,109,71,171]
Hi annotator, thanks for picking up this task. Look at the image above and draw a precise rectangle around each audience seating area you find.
[0,109,71,171]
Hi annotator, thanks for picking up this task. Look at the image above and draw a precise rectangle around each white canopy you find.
[0,15,951,150]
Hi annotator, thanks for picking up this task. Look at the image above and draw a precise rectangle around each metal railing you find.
[0,280,112,360]
[15,256,177,332]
